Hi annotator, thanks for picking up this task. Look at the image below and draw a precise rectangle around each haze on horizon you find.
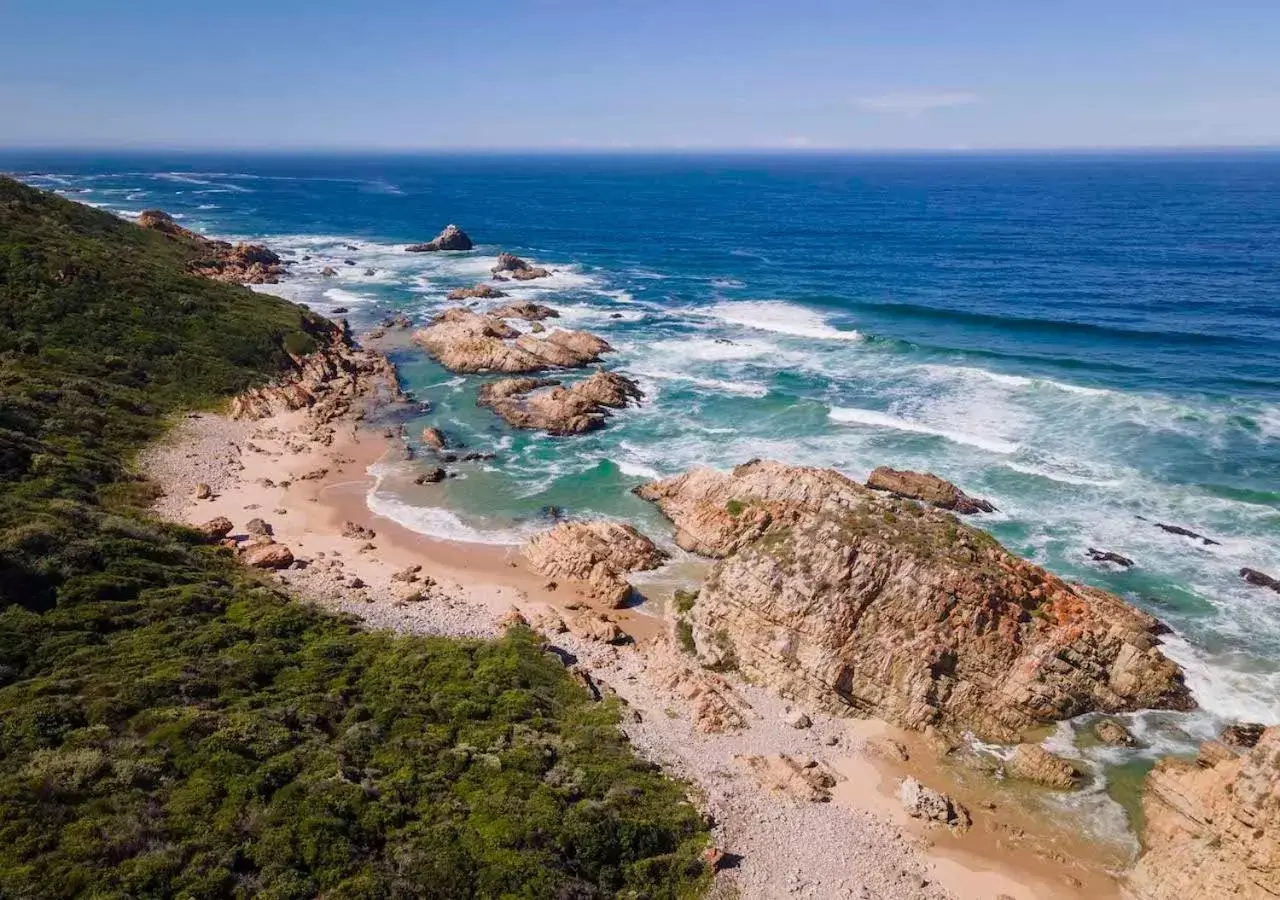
[4,0,1280,152]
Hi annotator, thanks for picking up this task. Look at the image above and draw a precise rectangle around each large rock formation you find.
[406,224,472,252]
[412,307,611,374]
[635,460,1193,742]
[488,300,560,321]
[522,519,668,607]
[491,252,550,280]
[1124,727,1280,900]
[138,208,286,284]
[446,283,507,301]
[477,371,643,435]
[866,466,995,514]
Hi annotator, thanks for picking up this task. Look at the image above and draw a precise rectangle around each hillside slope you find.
[0,179,709,899]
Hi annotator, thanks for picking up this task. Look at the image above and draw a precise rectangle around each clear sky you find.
[4,0,1280,151]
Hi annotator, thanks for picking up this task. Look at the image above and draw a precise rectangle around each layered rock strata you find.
[477,371,642,435]
[521,520,668,607]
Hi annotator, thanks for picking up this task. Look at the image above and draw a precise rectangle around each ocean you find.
[9,150,1279,837]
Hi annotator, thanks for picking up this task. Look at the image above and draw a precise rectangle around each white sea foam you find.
[829,406,1020,454]
[366,484,531,546]
[628,367,769,398]
[704,300,862,342]
[154,172,252,193]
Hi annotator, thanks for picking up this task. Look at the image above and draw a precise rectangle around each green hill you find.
[0,178,709,899]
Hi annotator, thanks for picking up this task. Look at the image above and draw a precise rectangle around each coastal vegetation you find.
[0,179,709,898]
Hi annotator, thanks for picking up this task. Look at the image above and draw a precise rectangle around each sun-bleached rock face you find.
[866,466,996,514]
[521,520,668,607]
[138,208,286,284]
[736,754,839,803]
[405,224,472,252]
[637,459,1193,743]
[477,371,643,435]
[411,307,611,374]
[1124,727,1280,900]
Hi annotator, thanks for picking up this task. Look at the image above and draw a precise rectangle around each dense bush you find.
[0,179,709,898]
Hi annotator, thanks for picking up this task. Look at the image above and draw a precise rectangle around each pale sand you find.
[142,401,1128,900]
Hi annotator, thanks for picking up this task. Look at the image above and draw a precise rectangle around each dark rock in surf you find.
[1155,523,1220,546]
[406,224,472,252]
[1240,567,1280,593]
[1088,548,1135,568]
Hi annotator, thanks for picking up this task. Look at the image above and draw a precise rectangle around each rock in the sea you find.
[415,467,446,485]
[1094,719,1138,747]
[411,307,611,374]
[898,777,971,830]
[635,460,1193,742]
[866,466,996,514]
[321,266,338,276]
[1154,522,1220,546]
[1125,726,1280,900]
[1219,722,1266,749]
[736,754,838,803]
[488,300,560,321]
[1005,744,1084,789]
[1241,567,1280,593]
[522,520,668,607]
[405,224,473,252]
[243,542,294,569]
[477,371,643,435]
[446,283,507,301]
[195,516,234,542]
[491,251,550,280]
[1088,547,1135,568]
[421,426,448,450]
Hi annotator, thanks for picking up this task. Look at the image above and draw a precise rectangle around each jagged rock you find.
[491,252,550,280]
[498,607,529,631]
[446,283,507,301]
[195,516,234,542]
[406,224,473,252]
[245,517,272,536]
[411,307,611,374]
[1125,726,1280,900]
[1094,719,1138,746]
[243,542,294,569]
[1155,523,1220,546]
[321,266,337,276]
[421,426,447,450]
[138,209,287,284]
[736,754,838,803]
[340,521,376,541]
[866,466,996,514]
[898,777,971,829]
[1220,722,1266,748]
[1088,547,1135,568]
[414,468,446,484]
[651,656,751,732]
[782,708,812,729]
[478,371,643,435]
[488,300,560,321]
[1005,744,1084,789]
[522,520,668,607]
[566,612,627,644]
[1241,567,1280,593]
[636,460,1192,742]
[194,482,212,500]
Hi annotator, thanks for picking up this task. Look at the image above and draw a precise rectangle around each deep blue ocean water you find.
[8,151,1279,836]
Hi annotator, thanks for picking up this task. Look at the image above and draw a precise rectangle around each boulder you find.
[477,371,643,435]
[866,466,995,514]
[411,307,612,374]
[245,517,272,536]
[421,426,448,450]
[736,754,838,803]
[898,777,971,830]
[566,612,627,644]
[651,656,751,732]
[635,460,1192,742]
[194,482,212,500]
[1094,719,1138,747]
[446,283,507,301]
[1125,726,1280,900]
[522,520,668,607]
[491,251,550,280]
[1241,567,1280,593]
[414,467,446,484]
[405,224,473,252]
[1005,744,1084,789]
[243,542,294,569]
[195,516,234,542]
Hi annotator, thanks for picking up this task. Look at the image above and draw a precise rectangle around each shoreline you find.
[141,361,1131,899]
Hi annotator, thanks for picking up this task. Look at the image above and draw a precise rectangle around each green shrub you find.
[676,619,697,655]
[673,589,699,614]
[724,499,744,517]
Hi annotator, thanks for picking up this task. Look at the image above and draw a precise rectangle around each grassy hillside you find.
[0,179,710,899]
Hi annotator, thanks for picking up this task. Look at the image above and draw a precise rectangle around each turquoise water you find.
[10,153,1279,755]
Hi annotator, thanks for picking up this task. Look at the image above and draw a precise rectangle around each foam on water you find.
[829,406,1021,454]
[704,299,863,342]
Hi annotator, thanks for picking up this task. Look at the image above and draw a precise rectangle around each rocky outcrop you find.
[1005,744,1084,789]
[446,283,507,301]
[521,520,668,607]
[866,466,995,514]
[1124,727,1280,900]
[138,209,286,284]
[1241,568,1280,593]
[477,371,642,435]
[1220,722,1266,748]
[491,252,550,280]
[420,426,447,450]
[736,754,838,803]
[229,324,405,426]
[635,460,1193,743]
[650,653,752,733]
[406,224,472,252]
[411,307,611,374]
[488,301,560,321]
[898,777,971,830]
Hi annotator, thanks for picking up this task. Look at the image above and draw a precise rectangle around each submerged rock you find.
[1154,522,1220,546]
[406,224,473,252]
[521,520,668,607]
[865,466,996,514]
[1088,547,1135,568]
[1126,726,1280,899]
[635,460,1193,742]
[477,371,642,435]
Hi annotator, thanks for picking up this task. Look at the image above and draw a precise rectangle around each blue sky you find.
[4,0,1280,150]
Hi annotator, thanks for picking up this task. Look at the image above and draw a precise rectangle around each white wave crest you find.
[829,406,1020,454]
[704,300,862,342]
